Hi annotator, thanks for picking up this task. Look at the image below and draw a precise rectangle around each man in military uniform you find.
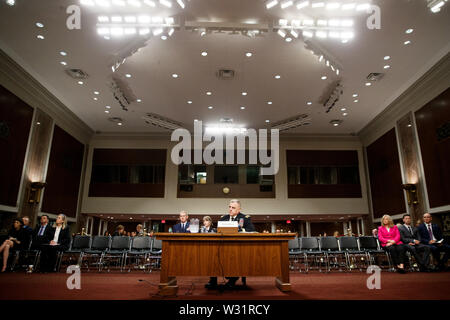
[205,199,255,289]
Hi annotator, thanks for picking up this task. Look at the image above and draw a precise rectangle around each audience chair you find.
[124,236,152,272]
[338,236,367,272]
[358,236,393,271]
[80,235,111,272]
[148,237,163,270]
[102,236,131,272]
[288,237,302,272]
[57,235,92,271]
[319,237,347,272]
[299,237,322,272]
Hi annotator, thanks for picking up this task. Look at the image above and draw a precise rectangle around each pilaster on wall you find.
[17,109,54,227]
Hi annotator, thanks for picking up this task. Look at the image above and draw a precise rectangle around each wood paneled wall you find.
[415,87,450,209]
[41,125,85,218]
[0,84,33,206]
[366,129,406,218]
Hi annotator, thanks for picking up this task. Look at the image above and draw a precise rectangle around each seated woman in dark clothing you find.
[1,219,26,272]
[112,225,125,236]
[39,214,71,272]
[200,216,216,233]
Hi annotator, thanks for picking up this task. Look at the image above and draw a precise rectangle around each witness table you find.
[154,233,296,296]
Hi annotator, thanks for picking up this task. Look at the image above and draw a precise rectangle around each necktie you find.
[408,226,412,234]
[182,223,185,232]
[38,226,44,236]
[427,224,433,240]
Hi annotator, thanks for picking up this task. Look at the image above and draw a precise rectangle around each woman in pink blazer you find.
[378,215,407,273]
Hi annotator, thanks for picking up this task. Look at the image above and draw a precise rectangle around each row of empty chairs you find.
[288,236,398,273]
[58,235,163,272]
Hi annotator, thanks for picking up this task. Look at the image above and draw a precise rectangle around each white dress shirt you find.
[52,226,62,243]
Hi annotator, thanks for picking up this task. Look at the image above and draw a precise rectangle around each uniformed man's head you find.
[179,210,189,223]
[228,199,241,217]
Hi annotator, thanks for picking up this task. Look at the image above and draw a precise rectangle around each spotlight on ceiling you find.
[266,0,279,9]
[427,0,448,13]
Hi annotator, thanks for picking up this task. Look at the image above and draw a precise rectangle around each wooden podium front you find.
[154,233,296,296]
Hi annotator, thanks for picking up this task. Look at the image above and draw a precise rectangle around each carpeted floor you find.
[0,270,449,300]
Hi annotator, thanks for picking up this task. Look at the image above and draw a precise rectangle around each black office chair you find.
[102,236,131,272]
[318,237,346,272]
[299,237,322,272]
[149,237,162,270]
[338,236,366,272]
[57,235,91,271]
[80,235,111,272]
[288,236,302,271]
[124,236,152,272]
[358,236,393,271]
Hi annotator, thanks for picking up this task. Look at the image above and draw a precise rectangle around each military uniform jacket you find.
[219,212,255,232]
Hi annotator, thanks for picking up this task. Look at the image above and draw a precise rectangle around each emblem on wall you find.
[0,121,10,139]
[436,122,450,141]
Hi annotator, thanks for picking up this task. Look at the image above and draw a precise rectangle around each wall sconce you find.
[402,183,418,205]
[28,182,47,204]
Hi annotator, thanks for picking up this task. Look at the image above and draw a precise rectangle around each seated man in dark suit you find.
[418,213,450,271]
[205,199,255,289]
[398,214,431,272]
[32,215,53,249]
[39,214,71,272]
[172,211,190,233]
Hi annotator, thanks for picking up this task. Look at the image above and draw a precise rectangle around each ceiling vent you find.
[65,68,89,79]
[142,113,183,131]
[321,81,343,113]
[366,73,384,81]
[216,69,235,80]
[271,114,312,132]
[108,117,123,123]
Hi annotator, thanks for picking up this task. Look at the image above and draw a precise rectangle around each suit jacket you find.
[173,222,190,233]
[398,224,421,244]
[219,212,255,232]
[377,225,403,247]
[48,226,71,250]
[32,224,54,247]
[418,223,444,244]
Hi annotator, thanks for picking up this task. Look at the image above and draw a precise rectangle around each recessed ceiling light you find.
[93,97,98,101]
[201,51,208,56]
[384,65,391,69]
[125,74,132,78]
[105,110,110,113]
[267,101,273,105]
[285,37,292,42]
[341,39,348,44]
[187,100,192,104]
[275,75,281,79]
[94,91,99,95]
[321,76,327,80]
[6,0,15,6]
[36,121,41,125]
[384,56,390,60]
[265,120,270,123]
[36,22,44,28]
[240,106,246,110]
[206,91,212,95]
[352,94,358,97]
[117,122,123,126]
[60,61,67,66]
[407,124,412,127]
[37,35,45,40]
[136,99,142,102]
[405,28,414,34]
[172,74,178,78]
[404,40,411,45]
[307,102,312,105]
[78,81,83,85]
[161,35,167,40]
[105,105,111,109]
[242,92,248,96]
[365,82,372,86]
[246,52,252,57]
[60,51,67,56]
[104,36,110,40]
[333,123,339,127]
[343,112,348,116]
[194,119,199,122]
[340,107,347,111]
[354,99,359,103]
[208,106,213,109]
